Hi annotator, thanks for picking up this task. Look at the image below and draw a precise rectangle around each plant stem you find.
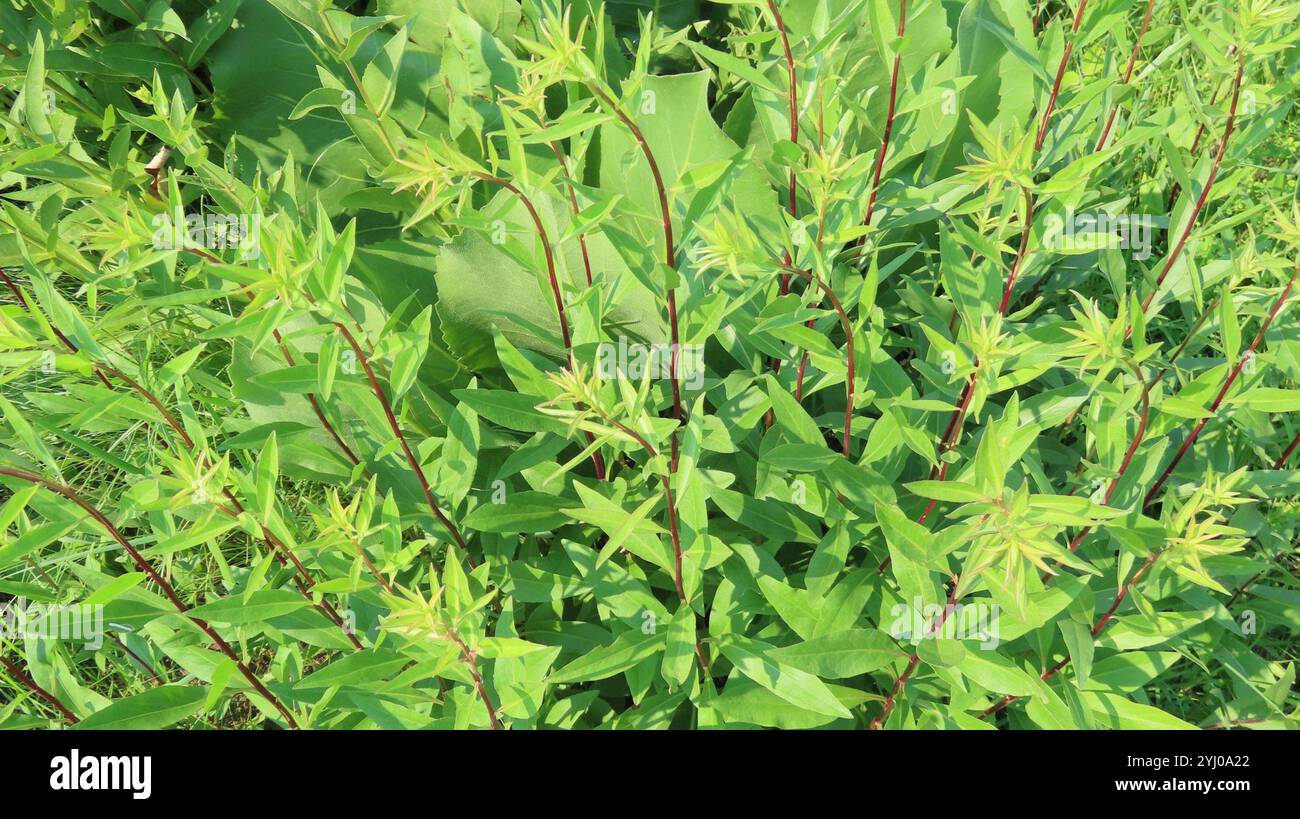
[1094,0,1156,151]
[858,0,906,239]
[363,548,501,726]
[1167,85,1223,212]
[335,323,471,560]
[780,264,856,458]
[599,415,687,601]
[593,411,710,672]
[870,579,959,729]
[1226,539,1299,607]
[444,630,503,730]
[1046,360,1151,578]
[1275,429,1300,468]
[0,654,79,723]
[1035,0,1090,153]
[471,170,607,480]
[880,185,1042,690]
[317,11,398,161]
[0,271,112,389]
[997,186,1036,315]
[918,372,978,525]
[588,84,683,434]
[764,0,803,404]
[472,172,571,351]
[542,132,595,287]
[1144,264,1296,506]
[980,550,1162,720]
[214,494,364,650]
[988,270,1297,719]
[922,186,1033,511]
[1,269,359,646]
[1140,54,1245,317]
[0,468,299,727]
[273,329,363,467]
[767,0,800,296]
[177,244,367,470]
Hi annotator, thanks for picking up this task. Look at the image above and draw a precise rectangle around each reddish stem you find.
[445,630,503,730]
[880,185,1043,689]
[859,0,907,240]
[1140,55,1244,317]
[782,265,856,458]
[472,171,605,479]
[1035,0,1090,153]
[997,187,1036,315]
[273,329,362,467]
[1045,360,1151,579]
[1167,85,1223,212]
[1144,266,1297,506]
[916,373,976,525]
[923,185,1033,501]
[0,272,113,389]
[870,580,959,729]
[598,414,710,671]
[1226,544,1298,607]
[0,270,358,645]
[980,551,1162,720]
[1275,429,1300,469]
[474,173,571,351]
[0,467,299,727]
[174,244,368,468]
[990,270,1299,720]
[364,565,500,728]
[0,655,80,723]
[335,323,471,560]
[603,417,687,600]
[589,85,682,432]
[793,96,830,402]
[768,0,800,296]
[542,133,595,287]
[1094,0,1156,151]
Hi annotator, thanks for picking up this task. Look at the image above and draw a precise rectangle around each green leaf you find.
[452,389,571,435]
[1059,620,1094,688]
[549,630,665,685]
[256,432,278,514]
[765,375,825,445]
[1080,692,1198,729]
[296,649,410,690]
[904,480,986,503]
[661,605,698,687]
[769,629,905,678]
[958,649,1038,696]
[717,634,852,719]
[464,491,571,533]
[75,685,206,730]
[762,443,842,472]
[916,638,965,668]
[1232,388,1300,413]
[188,590,310,625]
[877,504,934,566]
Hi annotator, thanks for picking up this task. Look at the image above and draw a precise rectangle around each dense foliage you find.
[1,0,1298,730]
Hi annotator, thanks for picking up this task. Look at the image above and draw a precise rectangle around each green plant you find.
[0,0,1298,730]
